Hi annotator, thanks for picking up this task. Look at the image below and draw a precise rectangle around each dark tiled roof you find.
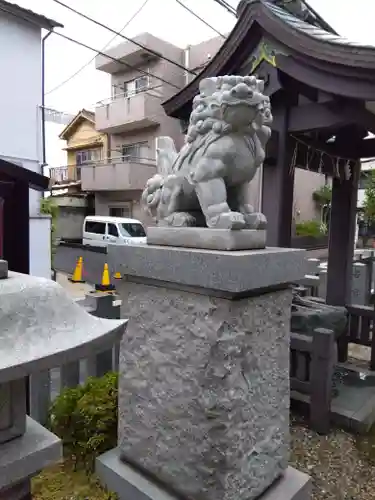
[264,1,375,49]
[0,0,63,29]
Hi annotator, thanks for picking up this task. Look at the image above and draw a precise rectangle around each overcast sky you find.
[16,0,375,114]
[14,0,375,168]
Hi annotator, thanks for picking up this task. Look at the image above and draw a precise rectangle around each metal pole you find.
[41,31,52,174]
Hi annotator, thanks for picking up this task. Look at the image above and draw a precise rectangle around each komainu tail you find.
[156,136,178,176]
[141,137,178,220]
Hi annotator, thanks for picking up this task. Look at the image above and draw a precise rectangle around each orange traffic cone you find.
[113,271,122,279]
[95,263,115,292]
[69,256,85,283]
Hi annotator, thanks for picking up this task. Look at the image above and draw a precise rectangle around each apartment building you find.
[79,33,183,223]
[85,31,326,225]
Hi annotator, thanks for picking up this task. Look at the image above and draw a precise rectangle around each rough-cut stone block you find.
[108,245,306,296]
[0,417,61,490]
[117,281,292,500]
[147,227,266,250]
[0,379,26,444]
[0,260,8,279]
[96,449,311,500]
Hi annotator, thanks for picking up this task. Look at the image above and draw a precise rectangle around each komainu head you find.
[186,75,272,143]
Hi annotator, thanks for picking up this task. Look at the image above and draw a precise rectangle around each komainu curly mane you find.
[141,75,273,230]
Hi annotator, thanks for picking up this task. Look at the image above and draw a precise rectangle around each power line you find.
[51,0,197,75]
[0,4,182,92]
[174,0,226,39]
[212,0,236,16]
[54,32,182,90]
[46,0,151,95]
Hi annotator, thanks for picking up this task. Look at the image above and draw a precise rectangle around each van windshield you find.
[119,223,146,238]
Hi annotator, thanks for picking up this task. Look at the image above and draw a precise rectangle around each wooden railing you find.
[290,328,335,435]
[27,292,121,425]
[338,305,375,371]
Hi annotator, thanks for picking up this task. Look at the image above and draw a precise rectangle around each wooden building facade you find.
[162,0,375,307]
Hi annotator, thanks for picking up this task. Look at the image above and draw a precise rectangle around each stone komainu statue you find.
[141,75,272,230]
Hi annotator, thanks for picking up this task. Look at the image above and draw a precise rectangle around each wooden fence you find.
[27,292,121,425]
[338,305,375,371]
[290,328,335,435]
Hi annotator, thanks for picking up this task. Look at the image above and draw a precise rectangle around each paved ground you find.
[54,245,109,286]
[56,272,93,299]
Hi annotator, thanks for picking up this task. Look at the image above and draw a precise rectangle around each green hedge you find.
[295,220,325,238]
[49,372,118,472]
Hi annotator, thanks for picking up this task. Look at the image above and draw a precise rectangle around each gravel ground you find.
[290,414,375,500]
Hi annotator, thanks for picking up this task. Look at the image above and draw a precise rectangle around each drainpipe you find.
[184,46,190,86]
[41,31,52,175]
[258,164,263,213]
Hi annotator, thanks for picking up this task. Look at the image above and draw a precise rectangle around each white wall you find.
[30,216,51,277]
[45,121,66,170]
[0,12,50,278]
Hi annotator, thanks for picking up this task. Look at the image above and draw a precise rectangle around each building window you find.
[75,149,102,180]
[123,76,149,97]
[109,204,132,218]
[121,142,148,161]
[76,149,101,165]
[359,171,370,190]
[135,76,149,92]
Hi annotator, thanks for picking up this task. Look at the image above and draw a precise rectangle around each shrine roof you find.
[163,0,375,118]
[264,1,373,48]
[0,158,50,191]
[0,0,63,29]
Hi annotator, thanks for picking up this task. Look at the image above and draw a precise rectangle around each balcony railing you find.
[50,156,157,192]
[49,166,81,186]
[80,156,156,192]
[95,88,163,133]
[96,85,162,107]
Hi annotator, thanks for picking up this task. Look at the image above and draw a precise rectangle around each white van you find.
[82,216,147,247]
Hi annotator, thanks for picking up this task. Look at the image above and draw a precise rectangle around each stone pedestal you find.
[100,244,311,500]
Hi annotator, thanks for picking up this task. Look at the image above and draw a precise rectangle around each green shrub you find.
[40,197,59,267]
[295,220,325,237]
[49,372,118,472]
[312,185,332,206]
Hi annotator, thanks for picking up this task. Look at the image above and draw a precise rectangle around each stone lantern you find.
[0,260,127,499]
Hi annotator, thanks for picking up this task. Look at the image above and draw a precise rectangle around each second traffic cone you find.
[95,263,115,292]
[69,256,85,283]
[113,271,122,279]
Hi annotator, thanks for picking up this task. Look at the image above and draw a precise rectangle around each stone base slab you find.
[96,448,312,500]
[0,417,61,491]
[108,245,307,296]
[147,227,266,251]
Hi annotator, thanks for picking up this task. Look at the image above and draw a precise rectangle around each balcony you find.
[95,91,162,133]
[80,157,156,192]
[50,166,81,188]
[95,33,162,74]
